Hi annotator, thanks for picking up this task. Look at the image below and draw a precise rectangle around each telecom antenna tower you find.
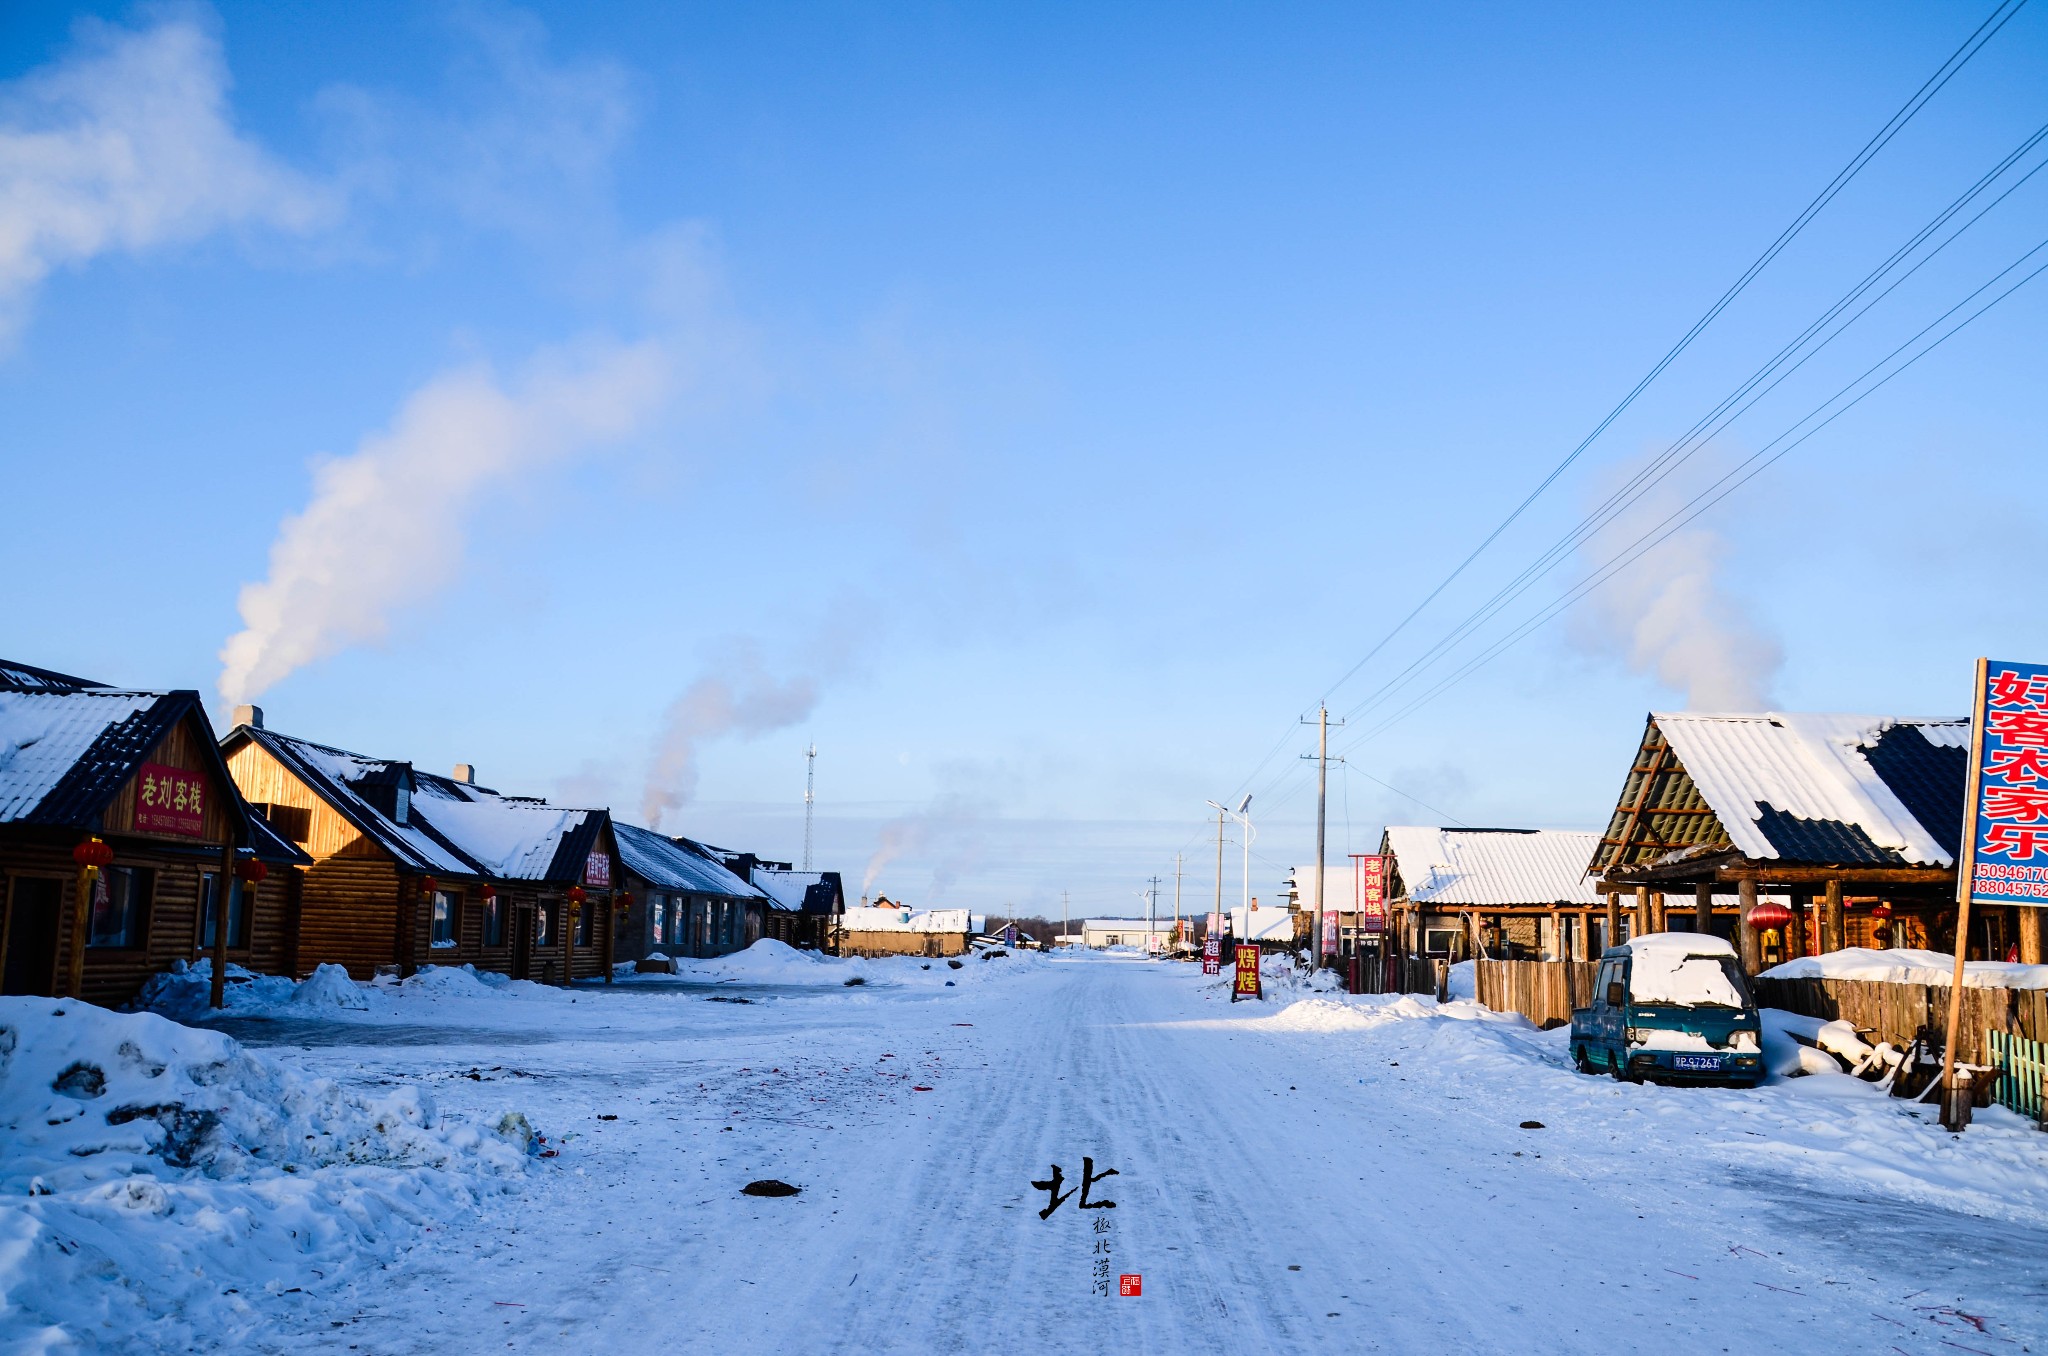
[803,744,817,871]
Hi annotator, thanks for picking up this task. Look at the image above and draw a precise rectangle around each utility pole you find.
[1145,875,1163,957]
[1300,705,1345,972]
[1062,889,1069,950]
[1213,807,1225,930]
[803,744,817,871]
[1173,852,1183,949]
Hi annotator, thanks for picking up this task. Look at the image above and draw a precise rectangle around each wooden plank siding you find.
[1751,976,2047,1067]
[1475,959,1600,1029]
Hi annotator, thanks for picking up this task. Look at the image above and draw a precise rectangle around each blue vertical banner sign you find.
[1963,658,2048,908]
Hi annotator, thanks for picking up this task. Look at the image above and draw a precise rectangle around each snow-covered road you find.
[220,951,2047,1355]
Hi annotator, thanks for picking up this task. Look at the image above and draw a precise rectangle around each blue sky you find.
[3,1,2045,920]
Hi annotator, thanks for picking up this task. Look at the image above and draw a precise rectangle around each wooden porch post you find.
[1736,877,1762,974]
[211,835,235,1008]
[1822,877,1844,954]
[1787,890,1810,959]
[601,892,615,985]
[1604,892,1620,949]
[1634,885,1650,938]
[1649,890,1666,933]
[1577,910,1592,961]
[1694,882,1713,934]
[2021,907,2046,966]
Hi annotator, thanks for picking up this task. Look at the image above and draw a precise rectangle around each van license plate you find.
[1674,1054,1724,1071]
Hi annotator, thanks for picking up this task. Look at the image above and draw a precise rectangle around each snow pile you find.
[290,962,369,1010]
[1763,947,2048,990]
[0,998,528,1351]
[129,959,298,1020]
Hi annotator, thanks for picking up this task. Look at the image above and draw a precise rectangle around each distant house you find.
[611,822,776,965]
[839,899,975,958]
[1381,826,1607,962]
[1589,711,1982,970]
[1081,919,1175,951]
[221,712,618,984]
[0,659,307,1006]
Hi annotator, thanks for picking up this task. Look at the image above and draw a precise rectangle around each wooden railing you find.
[1475,959,1598,1029]
[1987,1030,2046,1122]
[1751,977,2047,1066]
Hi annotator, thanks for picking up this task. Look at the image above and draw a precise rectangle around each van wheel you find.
[1607,1053,1626,1081]
[1573,1046,1594,1074]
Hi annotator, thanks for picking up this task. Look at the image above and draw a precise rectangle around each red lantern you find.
[72,837,114,870]
[480,883,497,901]
[615,891,632,913]
[568,886,587,909]
[236,858,268,885]
[421,876,438,896]
[1870,901,1893,919]
[1747,901,1793,930]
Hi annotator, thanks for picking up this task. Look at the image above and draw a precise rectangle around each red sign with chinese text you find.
[133,762,206,837]
[583,850,612,888]
[1231,943,1262,1000]
[1966,659,2048,907]
[1352,854,1387,933]
[1119,1274,1142,1297]
[1201,933,1221,974]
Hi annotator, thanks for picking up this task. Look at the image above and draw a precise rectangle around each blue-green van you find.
[1569,933,1764,1086]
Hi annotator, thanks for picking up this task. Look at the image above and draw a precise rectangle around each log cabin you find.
[610,821,779,967]
[1585,712,2036,973]
[220,713,618,984]
[0,658,309,1007]
[745,864,846,951]
[1381,826,1608,964]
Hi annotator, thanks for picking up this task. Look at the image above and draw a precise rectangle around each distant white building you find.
[1081,919,1175,951]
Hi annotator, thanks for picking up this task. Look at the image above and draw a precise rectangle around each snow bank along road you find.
[202,951,2048,1353]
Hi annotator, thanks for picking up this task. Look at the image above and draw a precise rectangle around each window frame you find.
[197,871,252,952]
[481,892,505,948]
[89,865,153,950]
[430,889,459,948]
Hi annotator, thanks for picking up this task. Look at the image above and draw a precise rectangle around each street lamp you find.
[1205,794,1254,925]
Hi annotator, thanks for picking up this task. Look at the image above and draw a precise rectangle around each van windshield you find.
[1628,951,1750,1009]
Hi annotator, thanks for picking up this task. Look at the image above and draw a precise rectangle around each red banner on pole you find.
[1231,944,1262,1001]
[133,762,206,837]
[1352,854,1387,933]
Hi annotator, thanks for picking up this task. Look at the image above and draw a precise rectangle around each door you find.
[511,904,533,981]
[3,877,63,997]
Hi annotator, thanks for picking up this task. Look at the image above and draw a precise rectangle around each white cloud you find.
[218,338,670,703]
[0,12,329,343]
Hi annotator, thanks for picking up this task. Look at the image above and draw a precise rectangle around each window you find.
[574,899,593,947]
[90,866,151,948]
[650,898,666,946]
[392,782,411,824]
[198,872,250,950]
[482,893,505,947]
[535,902,554,947]
[1423,927,1459,957]
[431,890,458,948]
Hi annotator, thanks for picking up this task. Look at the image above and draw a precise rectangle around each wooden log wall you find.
[1750,977,2046,1066]
[1,838,294,1007]
[295,856,402,980]
[1475,959,1601,1029]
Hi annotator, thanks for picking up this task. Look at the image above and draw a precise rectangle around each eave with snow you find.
[1586,711,2023,969]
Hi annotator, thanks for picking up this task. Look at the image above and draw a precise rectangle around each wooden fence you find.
[1987,1030,2046,1122]
[1475,959,1599,1029]
[1751,977,2048,1067]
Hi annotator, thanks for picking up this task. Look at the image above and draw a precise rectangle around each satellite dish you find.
[1235,794,1252,815]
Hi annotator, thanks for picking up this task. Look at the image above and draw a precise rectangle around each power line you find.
[1310,0,2029,713]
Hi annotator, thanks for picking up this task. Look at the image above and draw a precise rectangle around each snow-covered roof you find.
[614,821,765,899]
[230,727,604,882]
[0,658,104,694]
[0,689,161,823]
[1652,713,1967,867]
[750,867,840,913]
[1383,827,1607,908]
[1082,919,1174,931]
[411,777,588,880]
[841,906,971,934]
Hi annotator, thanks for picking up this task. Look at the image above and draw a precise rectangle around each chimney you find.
[231,704,264,730]
[453,764,475,785]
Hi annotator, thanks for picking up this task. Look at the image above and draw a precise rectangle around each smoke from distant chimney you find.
[642,648,818,828]
[1581,453,1783,710]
